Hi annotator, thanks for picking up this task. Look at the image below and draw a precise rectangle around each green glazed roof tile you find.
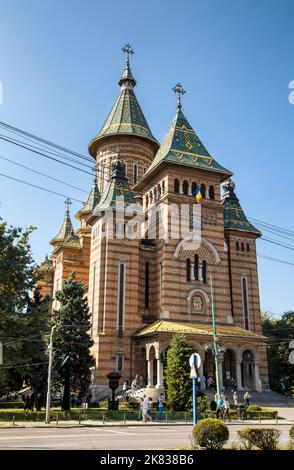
[222,179,261,235]
[145,109,232,177]
[50,211,74,245]
[88,63,158,156]
[76,178,100,218]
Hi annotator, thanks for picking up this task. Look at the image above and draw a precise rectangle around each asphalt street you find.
[0,424,292,450]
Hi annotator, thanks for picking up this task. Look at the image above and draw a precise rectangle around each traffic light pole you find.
[210,275,221,400]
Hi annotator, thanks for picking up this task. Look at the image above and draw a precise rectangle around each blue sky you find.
[0,0,293,314]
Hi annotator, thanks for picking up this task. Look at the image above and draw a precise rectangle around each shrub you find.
[246,405,262,412]
[289,424,294,440]
[192,418,229,450]
[238,427,280,450]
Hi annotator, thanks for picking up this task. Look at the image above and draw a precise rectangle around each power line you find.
[0,155,89,194]
[257,253,294,266]
[0,121,94,163]
[260,237,294,252]
[0,361,48,370]
[0,173,84,203]
[249,217,294,237]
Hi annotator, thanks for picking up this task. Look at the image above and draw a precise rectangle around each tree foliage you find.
[262,311,294,392]
[52,273,95,410]
[0,219,39,395]
[165,333,193,411]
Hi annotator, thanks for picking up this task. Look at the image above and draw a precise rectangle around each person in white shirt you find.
[142,395,150,423]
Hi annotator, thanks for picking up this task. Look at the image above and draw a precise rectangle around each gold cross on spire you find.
[173,82,186,110]
[122,43,134,65]
[64,197,72,214]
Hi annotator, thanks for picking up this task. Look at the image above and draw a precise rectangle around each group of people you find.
[23,393,42,411]
[138,393,164,423]
[216,391,251,420]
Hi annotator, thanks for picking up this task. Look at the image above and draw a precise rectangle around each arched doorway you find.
[147,345,157,387]
[241,349,255,389]
[222,349,237,389]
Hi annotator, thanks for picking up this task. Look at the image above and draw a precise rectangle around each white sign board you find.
[190,366,198,379]
[189,352,201,369]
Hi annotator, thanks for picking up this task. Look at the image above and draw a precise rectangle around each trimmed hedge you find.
[193,418,229,450]
[289,424,294,440]
[237,427,280,450]
[204,409,277,420]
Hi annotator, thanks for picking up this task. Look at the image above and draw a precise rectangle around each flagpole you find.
[210,275,221,400]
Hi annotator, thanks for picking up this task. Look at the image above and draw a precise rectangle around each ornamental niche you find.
[192,294,204,314]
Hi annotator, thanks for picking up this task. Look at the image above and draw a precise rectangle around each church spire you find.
[173,82,186,112]
[88,44,158,158]
[50,198,74,246]
[118,43,137,89]
[75,170,101,220]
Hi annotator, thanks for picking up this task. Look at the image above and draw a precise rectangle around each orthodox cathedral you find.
[38,45,268,399]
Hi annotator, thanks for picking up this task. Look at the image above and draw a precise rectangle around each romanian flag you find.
[194,186,203,204]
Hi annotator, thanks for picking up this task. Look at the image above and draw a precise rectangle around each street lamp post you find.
[45,324,56,424]
[210,275,221,400]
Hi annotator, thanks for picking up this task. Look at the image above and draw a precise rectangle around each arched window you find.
[145,195,149,207]
[209,185,215,200]
[200,183,206,198]
[133,162,138,184]
[145,261,149,308]
[174,178,180,193]
[194,254,199,281]
[202,260,207,284]
[183,180,189,195]
[236,241,239,251]
[186,258,191,282]
[162,180,165,194]
[192,182,197,196]
[241,242,245,252]
[246,243,250,252]
[157,184,161,197]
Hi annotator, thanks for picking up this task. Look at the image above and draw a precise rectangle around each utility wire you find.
[0,155,88,194]
[257,254,294,266]
[0,173,84,203]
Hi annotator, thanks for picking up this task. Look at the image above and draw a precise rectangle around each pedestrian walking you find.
[233,391,238,406]
[222,396,230,421]
[147,397,153,421]
[142,395,150,423]
[157,393,164,420]
[216,395,223,419]
[244,391,251,406]
[138,397,144,421]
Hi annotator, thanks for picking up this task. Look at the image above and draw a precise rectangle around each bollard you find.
[13,415,15,426]
[123,413,126,424]
[103,413,105,424]
[165,412,168,423]
[184,412,187,424]
[259,413,261,424]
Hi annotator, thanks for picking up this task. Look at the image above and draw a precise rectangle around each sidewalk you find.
[0,417,293,429]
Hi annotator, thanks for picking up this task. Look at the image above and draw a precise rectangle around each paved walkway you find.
[1,406,292,429]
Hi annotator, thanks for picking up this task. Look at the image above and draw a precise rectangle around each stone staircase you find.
[205,389,294,407]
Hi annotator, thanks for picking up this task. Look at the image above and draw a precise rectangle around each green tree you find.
[21,287,50,405]
[165,333,193,411]
[52,273,95,410]
[0,219,37,395]
[262,311,294,393]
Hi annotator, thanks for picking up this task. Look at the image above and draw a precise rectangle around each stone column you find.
[236,360,243,390]
[205,186,210,199]
[179,180,183,194]
[188,182,192,196]
[190,262,195,281]
[198,262,203,282]
[155,358,164,389]
[254,361,260,392]
[147,360,154,388]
